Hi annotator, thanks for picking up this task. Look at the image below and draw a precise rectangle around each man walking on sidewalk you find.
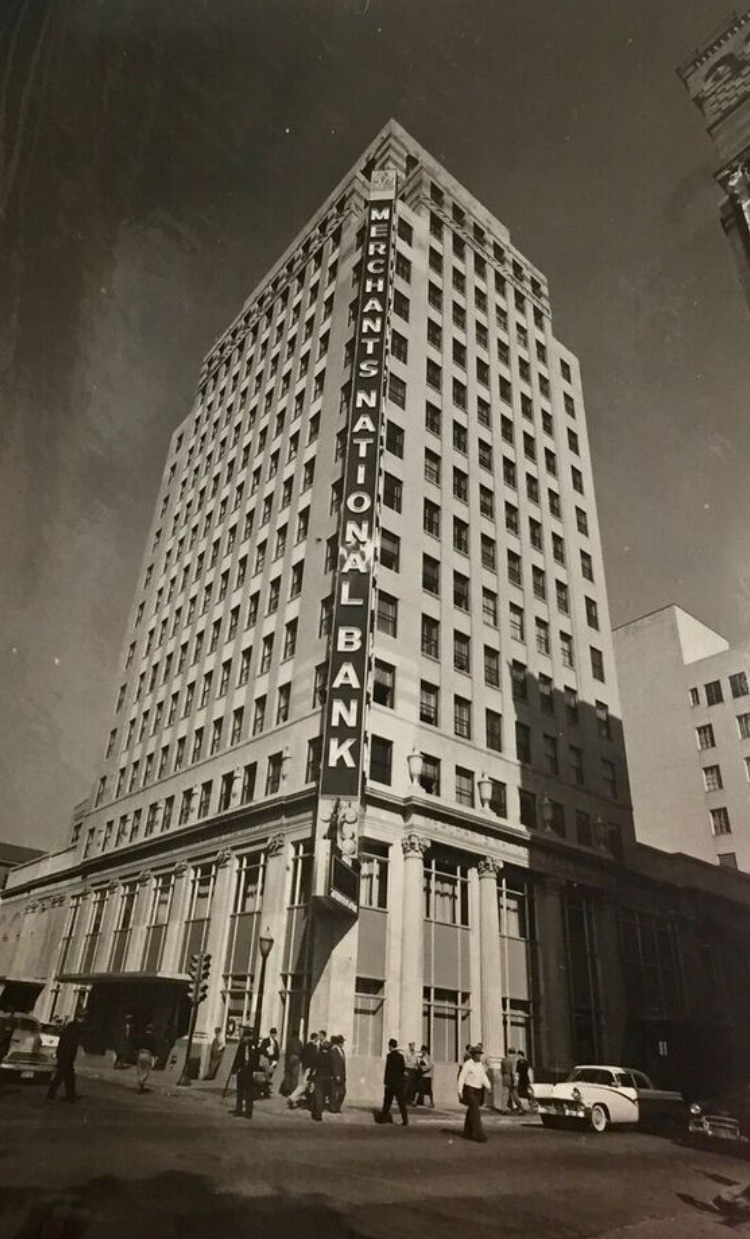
[47,1015,84,1103]
[457,1046,492,1142]
[230,1027,260,1118]
[288,1032,318,1108]
[376,1038,408,1126]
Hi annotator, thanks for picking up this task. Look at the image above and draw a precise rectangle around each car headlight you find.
[689,1103,702,1117]
[571,1087,582,1102]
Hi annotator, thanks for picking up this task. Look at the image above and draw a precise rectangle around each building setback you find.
[615,605,750,872]
[678,10,750,316]
[2,121,750,1097]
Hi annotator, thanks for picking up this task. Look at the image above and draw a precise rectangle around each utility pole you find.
[177,950,211,1087]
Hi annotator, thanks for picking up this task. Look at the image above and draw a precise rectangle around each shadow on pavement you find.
[0,1171,363,1239]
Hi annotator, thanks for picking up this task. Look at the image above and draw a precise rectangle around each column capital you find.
[215,848,234,868]
[478,856,503,880]
[136,870,154,886]
[172,860,189,878]
[266,833,285,856]
[402,832,429,859]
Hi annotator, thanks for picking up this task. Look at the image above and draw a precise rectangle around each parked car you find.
[534,1065,686,1134]
[689,1085,750,1150]
[0,1013,56,1082]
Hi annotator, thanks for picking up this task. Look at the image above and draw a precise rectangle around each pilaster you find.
[399,832,428,1045]
[477,857,505,1059]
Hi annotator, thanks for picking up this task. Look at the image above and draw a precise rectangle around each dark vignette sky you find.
[1,0,750,850]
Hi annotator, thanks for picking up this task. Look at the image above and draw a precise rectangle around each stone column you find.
[399,832,428,1045]
[253,834,288,1038]
[478,858,505,1061]
[195,849,237,1050]
[534,877,572,1073]
[160,863,192,974]
[125,872,154,972]
[594,894,628,1064]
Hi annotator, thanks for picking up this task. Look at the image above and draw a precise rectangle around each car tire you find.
[589,1104,609,1133]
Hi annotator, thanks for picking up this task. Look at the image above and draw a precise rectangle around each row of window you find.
[696,712,750,749]
[691,671,748,708]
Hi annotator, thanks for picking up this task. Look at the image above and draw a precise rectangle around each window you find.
[373,660,395,708]
[556,580,569,614]
[590,647,604,682]
[718,852,738,869]
[515,721,531,764]
[425,402,442,437]
[452,420,468,452]
[252,695,266,735]
[730,671,749,699]
[540,674,554,715]
[532,566,546,601]
[482,588,498,626]
[585,597,599,630]
[507,550,522,587]
[483,646,500,688]
[510,604,525,642]
[596,701,611,739]
[232,705,246,742]
[703,764,723,792]
[455,767,475,807]
[388,374,406,409]
[565,686,579,724]
[385,420,404,458]
[369,735,392,785]
[478,486,494,519]
[738,713,750,740]
[481,534,496,571]
[696,724,715,750]
[580,550,594,581]
[454,697,472,739]
[376,591,398,638]
[705,680,723,706]
[423,555,440,595]
[424,499,441,538]
[453,572,470,611]
[478,440,493,471]
[602,758,617,799]
[505,502,519,535]
[420,681,440,727]
[424,448,441,485]
[560,632,575,668]
[453,468,468,503]
[503,457,517,488]
[453,630,471,673]
[535,618,550,656]
[486,708,503,752]
[266,752,284,796]
[421,615,440,659]
[419,754,441,795]
[710,807,731,836]
[391,331,408,365]
[453,517,469,554]
[569,745,584,786]
[379,530,400,572]
[552,533,565,564]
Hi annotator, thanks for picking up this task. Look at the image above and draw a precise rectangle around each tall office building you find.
[615,606,750,872]
[679,10,750,314]
[11,120,747,1096]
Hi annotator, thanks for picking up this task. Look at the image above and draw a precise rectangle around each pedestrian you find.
[114,1014,134,1069]
[404,1041,419,1105]
[500,1046,522,1113]
[507,1046,522,1114]
[204,1027,225,1081]
[329,1035,347,1113]
[260,1027,280,1069]
[135,1024,158,1093]
[516,1049,534,1111]
[230,1027,260,1118]
[310,1035,333,1121]
[415,1045,435,1107]
[457,1045,492,1143]
[376,1038,408,1126]
[288,1031,318,1108]
[47,1015,84,1103]
[280,1033,302,1098]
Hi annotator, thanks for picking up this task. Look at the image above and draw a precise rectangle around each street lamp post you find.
[252,932,274,1044]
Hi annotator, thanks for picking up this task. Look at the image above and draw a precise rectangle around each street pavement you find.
[2,1073,750,1238]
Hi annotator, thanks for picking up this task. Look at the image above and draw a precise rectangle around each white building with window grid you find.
[615,605,750,873]
[5,123,750,1099]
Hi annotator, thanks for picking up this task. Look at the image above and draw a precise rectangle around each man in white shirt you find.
[457,1045,492,1142]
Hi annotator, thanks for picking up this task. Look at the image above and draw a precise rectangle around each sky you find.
[2,0,750,851]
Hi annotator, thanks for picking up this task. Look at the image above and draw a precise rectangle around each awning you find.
[56,970,189,986]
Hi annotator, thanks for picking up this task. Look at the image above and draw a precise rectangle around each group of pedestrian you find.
[283,1029,347,1120]
[500,1047,535,1114]
[403,1042,435,1107]
[228,1025,286,1117]
[114,1014,177,1085]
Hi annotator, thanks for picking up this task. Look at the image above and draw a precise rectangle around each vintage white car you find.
[534,1065,685,1133]
[0,1013,56,1082]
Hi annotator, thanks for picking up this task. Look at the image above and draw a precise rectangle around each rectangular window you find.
[738,713,750,740]
[423,499,441,538]
[373,660,395,708]
[453,468,468,503]
[702,764,723,792]
[369,735,392,786]
[515,721,531,764]
[455,767,475,807]
[420,681,440,727]
[482,588,498,626]
[507,551,522,587]
[486,708,503,752]
[696,723,715,750]
[590,647,604,682]
[480,534,496,571]
[421,614,440,659]
[454,696,472,739]
[730,671,749,699]
[596,700,611,739]
[453,572,470,611]
[423,555,440,595]
[425,403,442,437]
[376,591,398,637]
[478,486,494,519]
[484,646,500,687]
[379,530,401,572]
[536,618,550,656]
[453,630,471,673]
[510,604,525,642]
[710,807,731,836]
[453,516,469,554]
[705,680,723,706]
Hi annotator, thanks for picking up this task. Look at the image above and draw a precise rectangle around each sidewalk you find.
[77,1056,540,1127]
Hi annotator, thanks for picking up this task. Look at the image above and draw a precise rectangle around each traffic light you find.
[188,952,212,1004]
[188,952,201,981]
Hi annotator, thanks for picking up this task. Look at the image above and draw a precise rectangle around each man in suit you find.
[230,1027,261,1118]
[378,1038,408,1126]
[47,1015,84,1102]
[260,1027,280,1068]
[310,1035,333,1122]
[329,1035,347,1113]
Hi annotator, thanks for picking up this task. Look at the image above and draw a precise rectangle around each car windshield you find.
[568,1068,615,1086]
